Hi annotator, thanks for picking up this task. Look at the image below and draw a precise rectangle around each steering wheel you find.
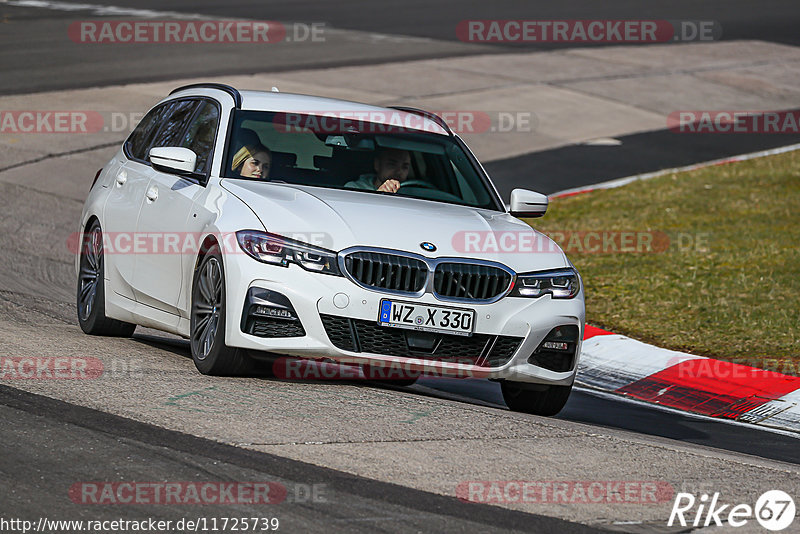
[398,180,436,190]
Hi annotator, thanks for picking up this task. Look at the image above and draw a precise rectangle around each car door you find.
[103,102,171,300]
[133,99,221,315]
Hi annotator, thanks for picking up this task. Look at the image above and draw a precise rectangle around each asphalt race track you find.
[84,0,800,47]
[0,385,597,533]
[1,1,799,532]
[3,0,800,94]
[485,129,800,197]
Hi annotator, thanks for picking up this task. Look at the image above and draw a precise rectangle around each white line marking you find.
[0,0,211,19]
[582,137,622,146]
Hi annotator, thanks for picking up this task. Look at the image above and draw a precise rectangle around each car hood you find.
[220,180,568,272]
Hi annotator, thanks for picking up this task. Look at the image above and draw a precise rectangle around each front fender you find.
[176,182,267,332]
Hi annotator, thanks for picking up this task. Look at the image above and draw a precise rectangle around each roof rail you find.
[169,83,242,108]
[388,106,452,135]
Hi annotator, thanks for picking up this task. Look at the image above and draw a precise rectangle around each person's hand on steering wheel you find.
[376,178,401,193]
[397,179,436,190]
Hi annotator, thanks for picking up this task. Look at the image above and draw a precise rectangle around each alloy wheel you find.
[78,227,102,321]
[191,257,223,360]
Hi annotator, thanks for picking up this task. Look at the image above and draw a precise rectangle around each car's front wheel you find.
[190,247,252,376]
[77,220,136,337]
[501,381,573,416]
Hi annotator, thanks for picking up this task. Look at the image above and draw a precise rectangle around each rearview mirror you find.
[509,189,548,218]
[149,147,198,175]
[324,134,375,151]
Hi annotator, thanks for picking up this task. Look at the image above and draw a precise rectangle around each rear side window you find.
[125,103,170,161]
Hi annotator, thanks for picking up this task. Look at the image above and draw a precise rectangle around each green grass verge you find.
[527,150,800,372]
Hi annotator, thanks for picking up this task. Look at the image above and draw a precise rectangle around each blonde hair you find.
[231,144,271,173]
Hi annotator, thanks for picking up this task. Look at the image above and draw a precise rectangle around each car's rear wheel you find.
[77,220,136,337]
[501,381,573,416]
[190,247,252,376]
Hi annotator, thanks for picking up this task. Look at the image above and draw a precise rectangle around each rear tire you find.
[190,247,252,376]
[501,381,573,416]
[77,220,136,337]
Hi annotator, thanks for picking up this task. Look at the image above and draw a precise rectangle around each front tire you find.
[501,382,573,416]
[190,247,252,376]
[77,220,136,337]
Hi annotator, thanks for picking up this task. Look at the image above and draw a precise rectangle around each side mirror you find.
[509,189,548,218]
[149,147,198,175]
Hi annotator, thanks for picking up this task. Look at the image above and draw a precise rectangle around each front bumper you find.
[224,257,585,386]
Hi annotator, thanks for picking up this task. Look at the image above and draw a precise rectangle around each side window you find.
[179,101,220,174]
[125,103,170,161]
[150,100,200,150]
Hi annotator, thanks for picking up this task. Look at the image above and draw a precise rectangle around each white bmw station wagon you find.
[77,83,585,416]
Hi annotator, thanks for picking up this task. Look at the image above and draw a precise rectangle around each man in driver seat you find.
[345,148,411,193]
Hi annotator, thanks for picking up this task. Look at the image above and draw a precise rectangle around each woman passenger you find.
[231,144,271,179]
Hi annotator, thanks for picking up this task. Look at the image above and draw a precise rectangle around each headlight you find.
[509,268,580,299]
[236,230,342,276]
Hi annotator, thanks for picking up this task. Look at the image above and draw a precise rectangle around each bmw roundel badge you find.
[420,242,437,252]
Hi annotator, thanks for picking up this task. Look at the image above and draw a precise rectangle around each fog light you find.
[253,305,296,320]
[542,341,569,351]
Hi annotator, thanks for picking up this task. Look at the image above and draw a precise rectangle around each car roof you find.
[169,86,450,136]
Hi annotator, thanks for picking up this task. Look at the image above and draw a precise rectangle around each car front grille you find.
[343,251,428,293]
[433,263,512,300]
[320,314,522,367]
[343,250,513,302]
[485,336,525,367]
[319,315,357,351]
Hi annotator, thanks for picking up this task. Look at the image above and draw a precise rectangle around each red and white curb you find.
[578,326,800,433]
[555,143,800,433]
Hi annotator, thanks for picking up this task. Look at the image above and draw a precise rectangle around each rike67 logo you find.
[669,490,796,531]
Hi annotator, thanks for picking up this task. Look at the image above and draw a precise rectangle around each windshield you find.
[223,110,504,211]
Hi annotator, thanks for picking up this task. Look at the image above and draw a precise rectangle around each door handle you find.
[146,186,158,202]
[115,171,127,186]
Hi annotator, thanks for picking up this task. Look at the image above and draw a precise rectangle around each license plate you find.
[378,299,475,336]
